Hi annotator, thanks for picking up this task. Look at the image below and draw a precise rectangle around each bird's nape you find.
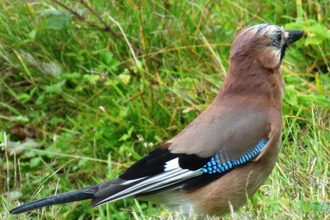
[9,23,303,218]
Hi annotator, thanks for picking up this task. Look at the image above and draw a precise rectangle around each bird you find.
[10,24,303,217]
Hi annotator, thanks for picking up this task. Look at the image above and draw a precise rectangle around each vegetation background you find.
[1,0,329,219]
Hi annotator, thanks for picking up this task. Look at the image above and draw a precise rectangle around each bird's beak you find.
[284,30,304,45]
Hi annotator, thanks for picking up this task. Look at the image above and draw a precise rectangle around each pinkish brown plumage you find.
[10,24,303,217]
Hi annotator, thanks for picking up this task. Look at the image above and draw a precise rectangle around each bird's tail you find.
[9,185,98,214]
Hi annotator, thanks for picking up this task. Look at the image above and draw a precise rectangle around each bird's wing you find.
[168,99,271,158]
[91,99,273,206]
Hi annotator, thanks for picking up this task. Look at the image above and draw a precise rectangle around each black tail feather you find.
[10,186,97,215]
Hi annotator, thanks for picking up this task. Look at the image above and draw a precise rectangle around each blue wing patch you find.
[201,139,268,174]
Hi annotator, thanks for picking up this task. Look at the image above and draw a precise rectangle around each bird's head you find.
[230,24,303,70]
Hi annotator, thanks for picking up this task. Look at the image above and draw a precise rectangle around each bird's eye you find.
[276,33,282,43]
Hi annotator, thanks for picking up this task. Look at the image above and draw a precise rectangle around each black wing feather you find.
[120,143,212,180]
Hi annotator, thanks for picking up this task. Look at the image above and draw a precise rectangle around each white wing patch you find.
[164,157,180,171]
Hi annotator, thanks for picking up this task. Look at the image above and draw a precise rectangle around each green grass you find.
[1,0,329,219]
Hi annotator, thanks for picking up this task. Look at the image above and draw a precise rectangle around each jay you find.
[10,24,303,217]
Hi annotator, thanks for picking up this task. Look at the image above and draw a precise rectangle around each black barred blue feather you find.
[201,139,268,174]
